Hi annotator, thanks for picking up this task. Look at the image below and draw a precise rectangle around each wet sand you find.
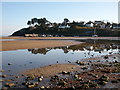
[23,64,82,77]
[1,40,81,51]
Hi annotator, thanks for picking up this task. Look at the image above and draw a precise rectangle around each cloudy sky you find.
[1,0,119,36]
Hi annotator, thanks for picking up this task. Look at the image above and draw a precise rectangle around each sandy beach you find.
[0,36,119,40]
[1,40,81,51]
[1,36,119,51]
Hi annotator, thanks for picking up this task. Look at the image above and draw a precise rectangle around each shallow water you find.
[1,40,119,76]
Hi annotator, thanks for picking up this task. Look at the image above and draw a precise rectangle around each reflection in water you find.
[28,40,120,55]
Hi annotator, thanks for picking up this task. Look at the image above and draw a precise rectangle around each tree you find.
[31,18,38,25]
[63,18,70,25]
[27,20,31,26]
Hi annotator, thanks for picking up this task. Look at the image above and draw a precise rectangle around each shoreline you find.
[0,36,119,40]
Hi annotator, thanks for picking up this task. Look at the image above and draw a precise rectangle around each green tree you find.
[27,20,31,26]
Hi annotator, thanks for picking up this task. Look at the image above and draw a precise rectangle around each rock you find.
[15,76,19,78]
[82,83,89,88]
[5,79,13,82]
[92,74,98,78]
[50,75,59,81]
[114,60,118,63]
[0,70,4,72]
[38,77,42,82]
[99,81,108,85]
[111,80,119,83]
[57,81,67,86]
[76,60,86,65]
[74,75,83,81]
[26,75,35,80]
[89,82,99,88]
[109,52,112,54]
[2,75,7,78]
[38,76,43,82]
[99,75,109,81]
[82,67,88,70]
[34,82,39,86]
[0,79,4,82]
[62,71,70,75]
[27,85,35,88]
[104,56,109,59]
[40,86,45,89]
[8,63,12,65]
[117,79,120,81]
[5,83,15,87]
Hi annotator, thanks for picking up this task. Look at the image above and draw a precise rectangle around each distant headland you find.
[11,18,120,37]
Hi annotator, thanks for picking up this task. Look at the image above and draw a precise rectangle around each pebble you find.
[5,83,15,87]
[104,56,109,59]
[111,80,119,83]
[62,71,70,75]
[2,75,7,78]
[76,60,86,65]
[40,86,45,89]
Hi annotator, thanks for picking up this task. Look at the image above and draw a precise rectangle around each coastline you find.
[0,36,119,40]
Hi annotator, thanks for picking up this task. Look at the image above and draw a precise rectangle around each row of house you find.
[58,21,120,29]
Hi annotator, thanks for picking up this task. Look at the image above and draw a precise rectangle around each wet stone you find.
[76,60,86,65]
[2,75,7,78]
[111,80,119,83]
[5,83,15,87]
[8,63,12,65]
[62,71,70,75]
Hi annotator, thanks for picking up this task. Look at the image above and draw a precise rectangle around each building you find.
[25,34,38,37]
[58,25,70,29]
[85,22,94,27]
[112,23,120,29]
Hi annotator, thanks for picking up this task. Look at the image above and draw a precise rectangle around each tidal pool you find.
[1,40,119,76]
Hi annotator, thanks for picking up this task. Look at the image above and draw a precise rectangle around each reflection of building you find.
[27,40,119,55]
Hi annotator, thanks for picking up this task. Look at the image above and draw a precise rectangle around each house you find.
[100,24,106,28]
[94,21,103,25]
[58,24,70,29]
[112,23,120,29]
[85,21,94,27]
[25,34,38,37]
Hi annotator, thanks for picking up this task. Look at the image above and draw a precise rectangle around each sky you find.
[1,1,119,36]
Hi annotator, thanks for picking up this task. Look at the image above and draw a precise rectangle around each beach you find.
[1,36,119,51]
[1,36,120,89]
[1,40,82,51]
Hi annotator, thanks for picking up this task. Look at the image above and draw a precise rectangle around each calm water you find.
[1,40,120,76]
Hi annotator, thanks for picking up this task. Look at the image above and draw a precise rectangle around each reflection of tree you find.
[28,40,119,55]
[28,48,51,55]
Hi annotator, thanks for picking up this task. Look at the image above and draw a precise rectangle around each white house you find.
[94,21,103,25]
[100,24,106,28]
[58,25,70,29]
[86,22,94,27]
[25,34,38,37]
